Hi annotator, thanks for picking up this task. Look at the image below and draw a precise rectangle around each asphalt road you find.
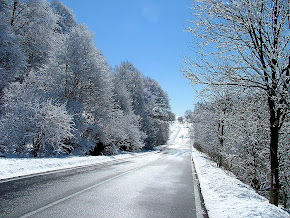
[0,125,198,218]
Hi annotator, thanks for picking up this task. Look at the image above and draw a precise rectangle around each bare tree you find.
[183,0,289,206]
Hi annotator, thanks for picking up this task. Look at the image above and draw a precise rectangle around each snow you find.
[0,152,154,181]
[191,138,290,218]
[1,122,289,218]
[0,123,180,181]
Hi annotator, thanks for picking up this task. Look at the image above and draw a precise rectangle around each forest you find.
[183,0,289,208]
[0,0,174,157]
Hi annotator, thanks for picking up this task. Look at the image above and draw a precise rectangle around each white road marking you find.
[19,156,163,218]
[0,151,160,184]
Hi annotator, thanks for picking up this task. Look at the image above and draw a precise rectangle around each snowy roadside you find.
[191,147,290,218]
[0,123,181,181]
[0,151,157,181]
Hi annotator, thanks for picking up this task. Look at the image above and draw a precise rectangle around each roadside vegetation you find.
[183,0,289,208]
[0,0,174,157]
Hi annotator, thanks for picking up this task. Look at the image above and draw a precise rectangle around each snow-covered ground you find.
[172,122,289,217]
[0,123,183,181]
[191,140,290,217]
[1,122,289,217]
[0,123,181,181]
[0,152,156,181]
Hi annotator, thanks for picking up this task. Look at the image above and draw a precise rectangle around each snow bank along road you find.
[192,146,290,218]
[0,123,200,218]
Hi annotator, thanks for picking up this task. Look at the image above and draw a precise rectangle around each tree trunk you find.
[33,133,42,157]
[268,97,280,206]
[33,139,40,157]
[217,120,224,168]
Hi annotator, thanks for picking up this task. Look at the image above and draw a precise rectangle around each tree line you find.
[0,0,174,157]
[183,0,289,207]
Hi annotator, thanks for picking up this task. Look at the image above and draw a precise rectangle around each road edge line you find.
[19,156,164,218]
[0,151,161,184]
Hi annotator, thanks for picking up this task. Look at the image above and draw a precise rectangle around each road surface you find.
[0,124,199,218]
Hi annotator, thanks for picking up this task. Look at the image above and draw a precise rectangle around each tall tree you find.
[0,71,74,157]
[191,88,271,192]
[48,23,128,154]
[183,0,289,205]
[114,62,173,148]
[115,62,153,147]
[143,77,172,145]
[112,72,145,151]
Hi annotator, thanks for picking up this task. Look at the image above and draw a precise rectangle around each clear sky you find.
[59,0,195,116]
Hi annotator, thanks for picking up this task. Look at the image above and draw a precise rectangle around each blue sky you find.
[59,0,195,116]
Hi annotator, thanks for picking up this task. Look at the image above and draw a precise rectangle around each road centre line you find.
[19,156,164,218]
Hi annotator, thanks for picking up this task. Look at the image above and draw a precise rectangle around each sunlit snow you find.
[0,122,289,217]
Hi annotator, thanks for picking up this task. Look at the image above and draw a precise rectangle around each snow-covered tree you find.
[50,0,76,34]
[191,101,220,157]
[191,88,270,188]
[224,89,270,191]
[278,118,290,208]
[0,72,74,157]
[9,0,57,70]
[0,0,172,157]
[114,62,173,148]
[144,78,172,121]
[143,77,172,146]
[190,86,289,205]
[112,72,145,151]
[177,116,184,124]
[183,0,290,205]
[0,0,26,99]
[114,62,152,146]
[46,24,137,155]
[46,24,108,153]
[115,62,147,116]
[184,110,194,123]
